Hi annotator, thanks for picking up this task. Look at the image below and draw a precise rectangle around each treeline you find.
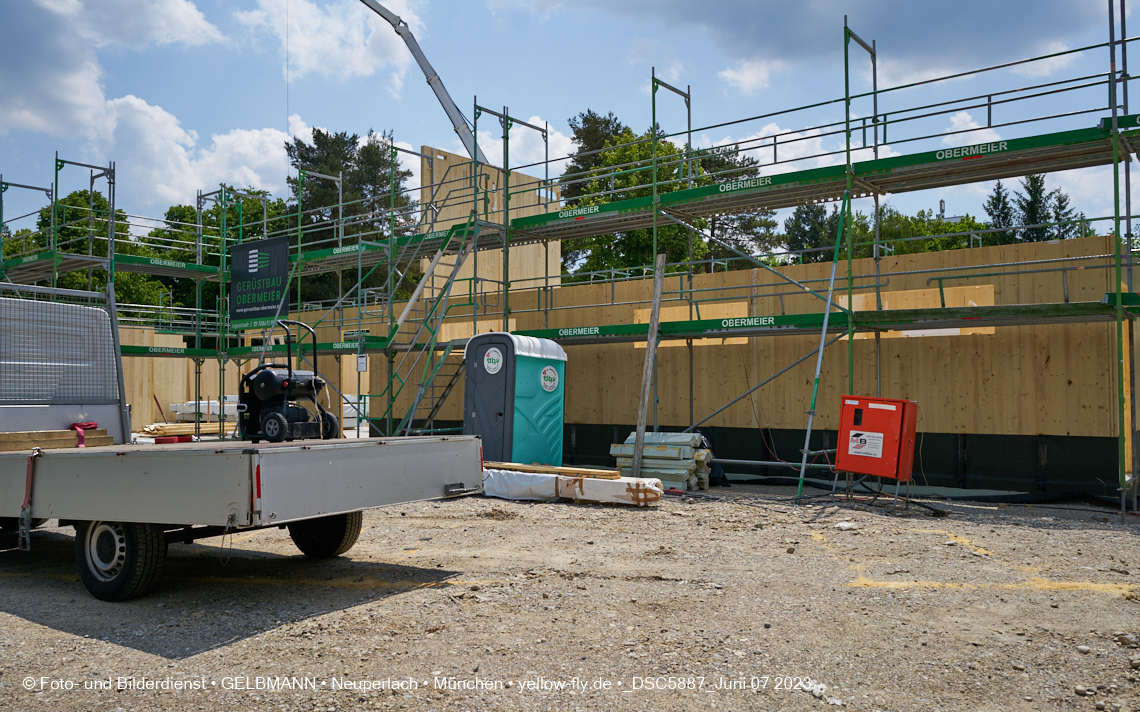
[1,114,1102,307]
[556,109,1097,275]
[1,129,418,308]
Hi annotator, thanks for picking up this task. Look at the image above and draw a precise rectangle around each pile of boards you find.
[611,432,711,491]
[0,429,113,452]
[140,422,233,438]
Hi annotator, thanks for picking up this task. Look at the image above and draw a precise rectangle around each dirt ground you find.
[1,485,1139,712]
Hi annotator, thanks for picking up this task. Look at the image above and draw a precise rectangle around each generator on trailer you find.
[239,320,339,443]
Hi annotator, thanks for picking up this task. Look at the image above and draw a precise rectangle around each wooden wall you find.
[121,235,1129,440]
[419,146,561,294]
[119,329,243,431]
[371,235,1130,439]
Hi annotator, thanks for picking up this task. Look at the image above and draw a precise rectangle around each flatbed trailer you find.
[0,435,483,601]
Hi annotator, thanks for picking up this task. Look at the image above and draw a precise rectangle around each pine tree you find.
[983,180,1016,244]
[1014,174,1051,242]
[1050,189,1077,239]
[559,110,628,272]
[560,110,628,204]
[284,128,417,302]
[698,145,780,261]
[784,204,839,263]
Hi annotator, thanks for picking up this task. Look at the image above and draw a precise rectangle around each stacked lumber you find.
[610,432,711,491]
[483,461,620,479]
[0,429,113,452]
[140,422,233,437]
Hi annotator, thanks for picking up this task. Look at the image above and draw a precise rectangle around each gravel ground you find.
[1,485,1139,712]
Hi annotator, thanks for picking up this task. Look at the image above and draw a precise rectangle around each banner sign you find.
[229,236,289,330]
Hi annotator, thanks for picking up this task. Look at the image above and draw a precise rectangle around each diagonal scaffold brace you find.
[795,191,852,500]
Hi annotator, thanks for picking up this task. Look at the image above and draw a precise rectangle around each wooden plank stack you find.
[140,422,233,437]
[483,461,620,479]
[610,432,711,491]
[0,429,114,452]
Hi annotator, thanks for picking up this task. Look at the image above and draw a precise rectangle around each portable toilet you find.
[463,332,566,466]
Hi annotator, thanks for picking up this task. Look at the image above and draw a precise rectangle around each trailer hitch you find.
[443,482,481,497]
[19,447,42,551]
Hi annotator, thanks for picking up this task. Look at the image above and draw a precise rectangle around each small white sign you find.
[847,431,884,458]
[356,354,368,372]
[484,347,504,374]
[540,365,559,392]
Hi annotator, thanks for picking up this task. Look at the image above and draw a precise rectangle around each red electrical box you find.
[835,395,918,482]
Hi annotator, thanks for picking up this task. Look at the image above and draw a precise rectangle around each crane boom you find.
[358,0,489,165]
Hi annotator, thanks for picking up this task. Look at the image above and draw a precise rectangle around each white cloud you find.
[34,0,223,49]
[236,0,420,92]
[942,111,1002,147]
[469,116,574,177]
[718,60,780,96]
[2,1,223,138]
[626,38,684,83]
[84,97,302,211]
[1011,41,1077,78]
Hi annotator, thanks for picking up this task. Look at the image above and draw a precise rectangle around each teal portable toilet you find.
[463,333,566,466]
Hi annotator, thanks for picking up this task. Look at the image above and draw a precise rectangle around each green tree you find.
[870,205,987,255]
[783,204,841,263]
[1050,189,1074,239]
[30,190,168,305]
[559,110,629,272]
[1015,174,1051,242]
[561,110,628,204]
[284,128,419,303]
[983,180,1016,244]
[143,189,293,312]
[569,126,709,275]
[696,145,780,265]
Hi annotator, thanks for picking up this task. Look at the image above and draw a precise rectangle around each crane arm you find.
[358,0,489,165]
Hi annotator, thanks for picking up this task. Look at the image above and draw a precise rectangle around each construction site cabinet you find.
[463,333,566,466]
[835,395,918,482]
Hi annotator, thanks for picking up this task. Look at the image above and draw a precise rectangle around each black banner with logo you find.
[229,236,289,329]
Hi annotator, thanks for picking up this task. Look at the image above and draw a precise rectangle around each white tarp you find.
[482,468,663,507]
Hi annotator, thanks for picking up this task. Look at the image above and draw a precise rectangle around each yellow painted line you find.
[905,528,996,557]
[850,575,1136,597]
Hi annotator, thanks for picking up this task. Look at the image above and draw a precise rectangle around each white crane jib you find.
[358,0,489,165]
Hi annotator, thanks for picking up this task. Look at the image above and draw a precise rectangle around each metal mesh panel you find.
[0,296,120,405]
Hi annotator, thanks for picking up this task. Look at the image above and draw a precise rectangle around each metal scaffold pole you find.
[1109,0,1128,519]
[796,191,851,500]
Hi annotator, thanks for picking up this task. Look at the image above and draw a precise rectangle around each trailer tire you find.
[288,511,362,558]
[75,521,166,602]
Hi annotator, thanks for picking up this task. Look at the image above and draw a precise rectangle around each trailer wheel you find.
[321,411,340,439]
[288,511,362,558]
[74,521,165,602]
[262,412,287,443]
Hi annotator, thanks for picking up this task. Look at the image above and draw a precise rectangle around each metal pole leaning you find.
[796,191,851,500]
[633,254,666,479]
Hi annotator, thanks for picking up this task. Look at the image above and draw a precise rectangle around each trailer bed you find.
[0,435,482,528]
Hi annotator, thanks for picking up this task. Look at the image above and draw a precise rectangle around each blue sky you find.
[0,0,1133,240]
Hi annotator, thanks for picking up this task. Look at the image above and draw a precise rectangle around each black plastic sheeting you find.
[728,474,1138,511]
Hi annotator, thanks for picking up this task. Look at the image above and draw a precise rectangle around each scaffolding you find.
[2,6,1139,515]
